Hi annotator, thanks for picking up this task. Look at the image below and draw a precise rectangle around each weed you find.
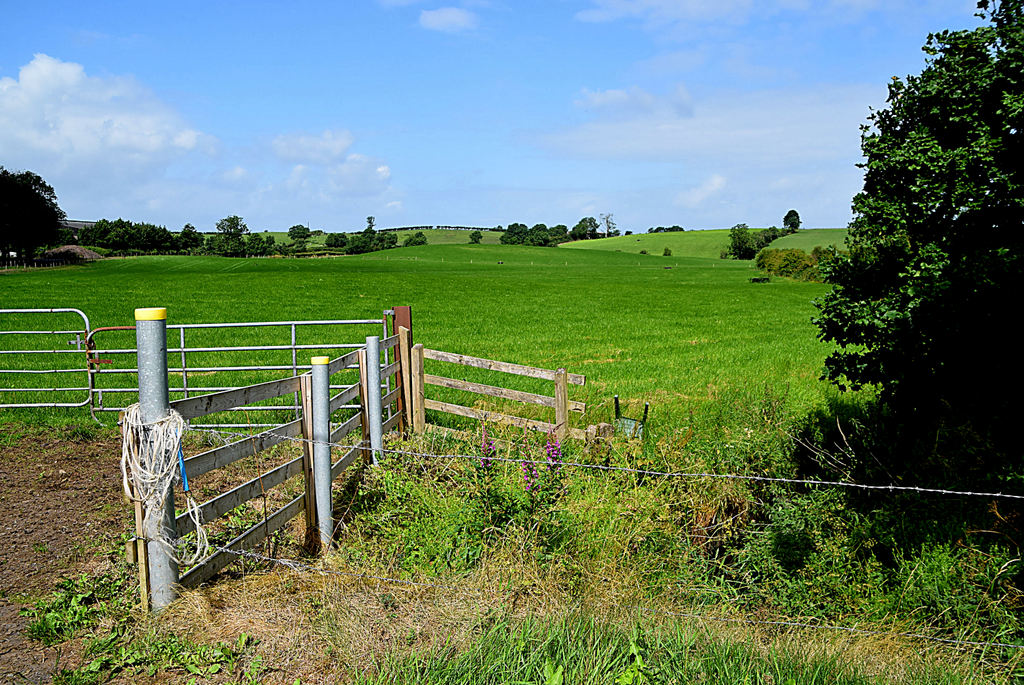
[21,570,130,645]
[65,630,260,682]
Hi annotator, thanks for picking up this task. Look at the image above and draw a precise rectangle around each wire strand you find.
[187,425,1024,502]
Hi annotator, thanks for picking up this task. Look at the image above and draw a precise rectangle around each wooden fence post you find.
[397,326,413,435]
[391,306,412,339]
[411,343,425,433]
[554,368,568,441]
[299,373,319,553]
[122,411,150,610]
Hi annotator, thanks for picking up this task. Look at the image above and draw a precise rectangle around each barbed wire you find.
[187,424,1024,502]
[211,545,1024,653]
[179,422,1024,654]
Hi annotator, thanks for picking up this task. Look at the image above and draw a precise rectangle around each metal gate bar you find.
[0,308,91,408]
[87,317,384,427]
[2,311,383,425]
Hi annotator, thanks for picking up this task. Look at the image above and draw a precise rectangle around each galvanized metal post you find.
[311,356,333,549]
[135,307,179,610]
[366,335,383,466]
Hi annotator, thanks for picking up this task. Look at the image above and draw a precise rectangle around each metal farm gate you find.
[0,308,93,408]
[0,308,397,428]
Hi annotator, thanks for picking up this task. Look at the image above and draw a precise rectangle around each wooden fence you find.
[397,327,611,442]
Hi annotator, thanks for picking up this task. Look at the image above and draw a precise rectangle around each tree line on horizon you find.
[3,170,806,260]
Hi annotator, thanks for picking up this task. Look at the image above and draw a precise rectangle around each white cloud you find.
[419,7,479,32]
[282,154,391,200]
[574,0,964,30]
[0,54,207,179]
[675,174,726,207]
[328,155,392,195]
[222,166,248,182]
[575,84,692,118]
[533,83,881,228]
[0,54,398,229]
[544,85,879,166]
[271,129,354,164]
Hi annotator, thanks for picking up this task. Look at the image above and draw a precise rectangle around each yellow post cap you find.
[311,356,330,365]
[134,307,167,321]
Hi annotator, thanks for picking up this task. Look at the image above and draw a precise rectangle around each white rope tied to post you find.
[121,403,208,566]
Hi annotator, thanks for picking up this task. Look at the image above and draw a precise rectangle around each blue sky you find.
[0,1,982,232]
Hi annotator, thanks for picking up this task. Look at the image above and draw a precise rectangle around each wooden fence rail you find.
[129,306,612,609]
[404,339,608,441]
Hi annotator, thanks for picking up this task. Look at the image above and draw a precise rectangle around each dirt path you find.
[0,425,127,684]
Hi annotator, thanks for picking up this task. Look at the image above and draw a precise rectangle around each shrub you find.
[402,231,428,247]
[663,247,672,256]
[755,248,819,281]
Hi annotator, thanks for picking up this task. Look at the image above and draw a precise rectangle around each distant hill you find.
[386,229,503,245]
[561,228,849,259]
[559,229,732,259]
[771,229,848,251]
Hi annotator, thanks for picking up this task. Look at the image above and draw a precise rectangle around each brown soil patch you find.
[0,424,127,684]
[41,245,103,261]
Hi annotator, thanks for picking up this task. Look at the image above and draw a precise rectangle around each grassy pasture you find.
[387,228,504,245]
[5,247,1019,681]
[773,228,849,251]
[0,245,831,429]
[560,229,733,258]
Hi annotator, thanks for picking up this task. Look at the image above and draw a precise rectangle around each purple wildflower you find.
[522,459,538,491]
[545,433,562,473]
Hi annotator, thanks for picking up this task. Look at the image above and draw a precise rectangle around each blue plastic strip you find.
[178,444,190,492]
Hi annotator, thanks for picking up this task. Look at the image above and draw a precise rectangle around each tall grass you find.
[355,612,978,685]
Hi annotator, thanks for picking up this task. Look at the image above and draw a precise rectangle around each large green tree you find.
[175,224,204,253]
[0,167,65,258]
[726,223,755,259]
[500,223,528,245]
[570,217,599,241]
[783,209,801,233]
[210,215,249,257]
[814,0,1024,484]
[287,224,311,243]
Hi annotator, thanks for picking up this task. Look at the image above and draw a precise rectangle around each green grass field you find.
[388,228,503,245]
[4,246,1017,682]
[560,229,733,258]
[560,227,849,259]
[0,244,831,429]
[773,228,849,251]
